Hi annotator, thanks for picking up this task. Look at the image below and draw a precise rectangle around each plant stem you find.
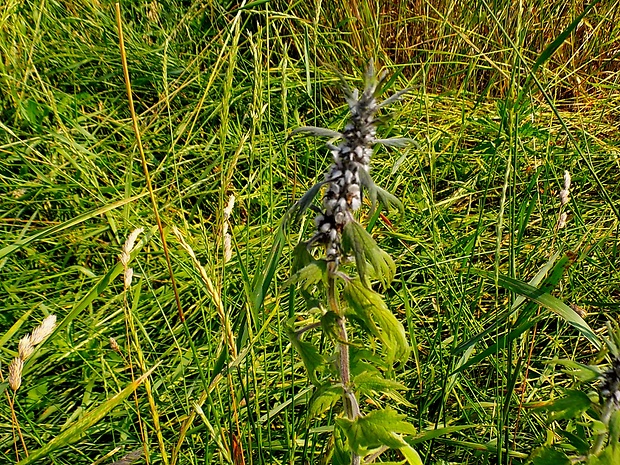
[327,262,361,465]
[591,399,615,457]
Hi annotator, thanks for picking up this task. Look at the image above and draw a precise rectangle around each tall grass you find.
[1,0,620,464]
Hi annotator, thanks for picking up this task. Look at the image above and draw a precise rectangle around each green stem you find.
[591,399,615,457]
[327,262,361,465]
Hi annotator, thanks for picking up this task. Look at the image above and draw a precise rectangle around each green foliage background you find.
[1,0,620,463]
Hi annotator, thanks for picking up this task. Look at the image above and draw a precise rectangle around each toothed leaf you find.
[376,186,404,216]
[354,370,407,396]
[321,310,346,344]
[291,242,314,273]
[535,389,591,422]
[286,261,327,291]
[344,279,409,364]
[358,168,404,218]
[546,358,602,382]
[286,323,326,386]
[342,221,395,288]
[309,383,343,418]
[287,178,329,224]
[530,447,571,465]
[336,407,416,456]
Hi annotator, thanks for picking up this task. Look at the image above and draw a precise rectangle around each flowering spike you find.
[304,63,408,265]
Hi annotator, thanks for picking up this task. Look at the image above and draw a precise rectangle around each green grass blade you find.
[517,0,602,101]
[475,270,601,349]
[0,193,147,263]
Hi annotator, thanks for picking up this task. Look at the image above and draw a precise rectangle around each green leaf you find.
[354,371,407,396]
[511,252,563,311]
[336,407,416,456]
[344,279,409,364]
[291,241,314,273]
[342,221,396,289]
[309,384,343,418]
[609,409,620,444]
[286,261,327,290]
[321,310,346,343]
[558,428,590,455]
[454,253,570,356]
[287,178,330,225]
[408,425,475,444]
[399,443,424,465]
[452,316,540,374]
[536,390,592,422]
[350,347,390,375]
[358,168,404,218]
[473,269,601,350]
[546,358,602,382]
[285,324,326,386]
[530,446,571,465]
[333,426,351,465]
[16,366,158,465]
[0,193,147,264]
[587,444,620,465]
[375,186,404,216]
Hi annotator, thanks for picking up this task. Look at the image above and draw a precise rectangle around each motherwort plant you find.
[287,63,420,464]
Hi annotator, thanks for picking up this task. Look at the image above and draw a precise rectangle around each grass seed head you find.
[224,234,232,263]
[29,314,57,346]
[557,211,568,229]
[120,227,144,267]
[123,267,134,289]
[560,170,571,206]
[563,170,571,192]
[8,357,24,392]
[109,337,121,353]
[17,335,34,360]
[224,194,235,220]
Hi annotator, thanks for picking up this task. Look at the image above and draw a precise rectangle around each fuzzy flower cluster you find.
[309,67,405,263]
[600,356,620,406]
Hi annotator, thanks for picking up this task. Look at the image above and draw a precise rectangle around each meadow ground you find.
[2,0,620,464]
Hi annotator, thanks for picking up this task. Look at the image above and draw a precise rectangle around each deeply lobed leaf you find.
[342,221,396,289]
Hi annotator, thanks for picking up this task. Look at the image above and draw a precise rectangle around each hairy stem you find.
[328,262,361,465]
